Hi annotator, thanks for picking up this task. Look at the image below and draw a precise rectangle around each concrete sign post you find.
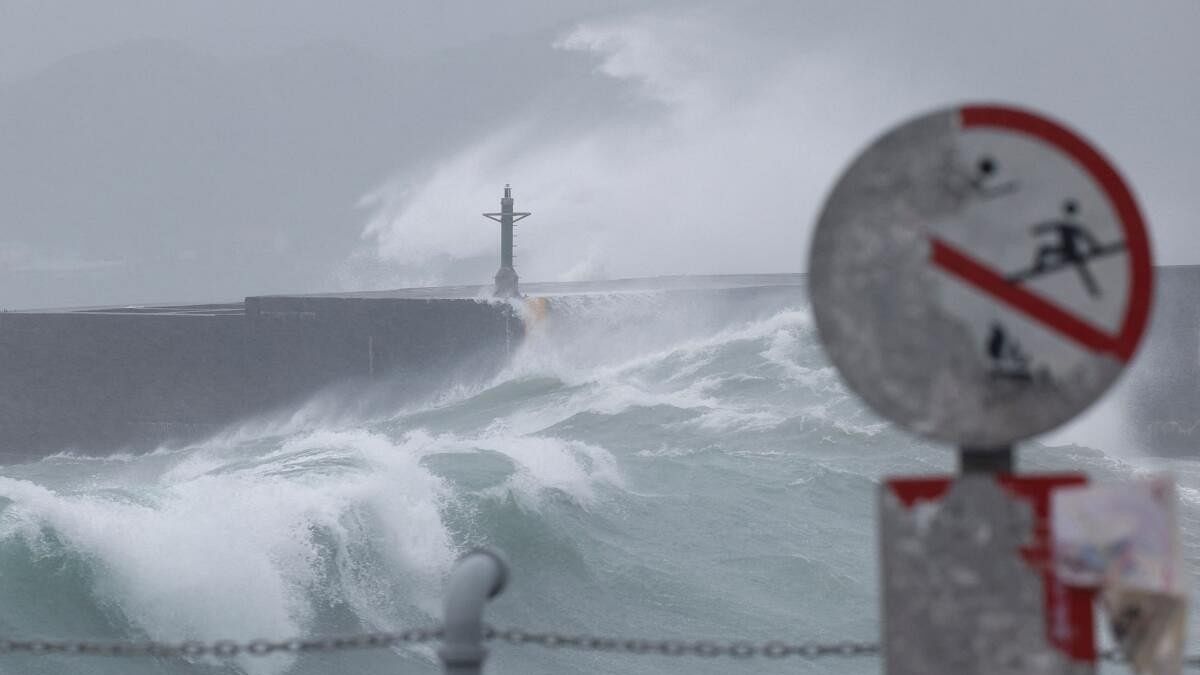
[808,104,1155,675]
[881,474,1096,674]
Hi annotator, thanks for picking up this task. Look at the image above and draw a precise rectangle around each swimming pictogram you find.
[953,156,1020,200]
[1007,200,1126,297]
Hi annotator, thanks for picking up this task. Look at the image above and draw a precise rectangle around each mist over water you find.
[0,287,1196,675]
[350,8,910,290]
[2,2,1198,672]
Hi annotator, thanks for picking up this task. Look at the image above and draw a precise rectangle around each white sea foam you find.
[0,429,457,675]
[1,287,1182,675]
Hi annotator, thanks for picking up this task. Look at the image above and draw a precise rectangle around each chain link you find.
[488,628,1200,668]
[2,625,1200,667]
[0,627,442,658]
[1100,649,1200,669]
[484,626,880,659]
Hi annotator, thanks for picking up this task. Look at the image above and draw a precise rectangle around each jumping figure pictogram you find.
[1007,200,1126,298]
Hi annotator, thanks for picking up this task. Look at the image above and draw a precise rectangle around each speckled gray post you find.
[880,477,1094,675]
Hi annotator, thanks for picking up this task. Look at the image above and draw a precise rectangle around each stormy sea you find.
[0,280,1197,675]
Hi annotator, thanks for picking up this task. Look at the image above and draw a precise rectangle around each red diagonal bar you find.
[930,238,1128,361]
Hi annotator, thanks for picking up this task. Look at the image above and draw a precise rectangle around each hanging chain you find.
[0,627,441,657]
[485,626,878,658]
[489,628,1200,668]
[0,625,1197,667]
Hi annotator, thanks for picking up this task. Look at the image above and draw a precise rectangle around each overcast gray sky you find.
[1,0,1197,308]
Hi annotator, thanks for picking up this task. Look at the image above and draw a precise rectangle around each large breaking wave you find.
[0,286,1197,675]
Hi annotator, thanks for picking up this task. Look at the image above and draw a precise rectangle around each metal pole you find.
[438,548,509,675]
[500,186,514,271]
[958,445,1014,473]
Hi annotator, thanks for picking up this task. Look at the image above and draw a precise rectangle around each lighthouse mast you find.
[482,184,530,298]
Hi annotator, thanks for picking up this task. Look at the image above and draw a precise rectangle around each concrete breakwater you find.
[0,269,1195,461]
[1125,265,1200,457]
[0,275,805,460]
[0,291,522,460]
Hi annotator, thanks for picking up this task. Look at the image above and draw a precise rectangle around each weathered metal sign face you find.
[808,104,1154,446]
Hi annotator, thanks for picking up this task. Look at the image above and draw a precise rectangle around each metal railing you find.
[0,548,1191,672]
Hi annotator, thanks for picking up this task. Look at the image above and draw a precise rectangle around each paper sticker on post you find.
[1054,476,1188,675]
[808,104,1154,446]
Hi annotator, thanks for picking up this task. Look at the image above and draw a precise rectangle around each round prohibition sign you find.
[808,103,1154,447]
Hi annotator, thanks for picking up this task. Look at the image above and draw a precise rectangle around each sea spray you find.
[0,288,1195,675]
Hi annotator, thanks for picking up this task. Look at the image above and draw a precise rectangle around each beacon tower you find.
[483,184,530,298]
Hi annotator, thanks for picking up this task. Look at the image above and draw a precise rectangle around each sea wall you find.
[1,268,1195,461]
[1124,265,1200,455]
[243,295,520,413]
[0,297,521,460]
[0,310,248,457]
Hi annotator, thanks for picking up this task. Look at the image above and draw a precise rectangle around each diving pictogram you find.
[986,321,1032,382]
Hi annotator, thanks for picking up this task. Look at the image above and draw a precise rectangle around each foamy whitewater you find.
[0,289,1197,675]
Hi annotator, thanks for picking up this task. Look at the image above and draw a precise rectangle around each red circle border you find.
[959,105,1154,363]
